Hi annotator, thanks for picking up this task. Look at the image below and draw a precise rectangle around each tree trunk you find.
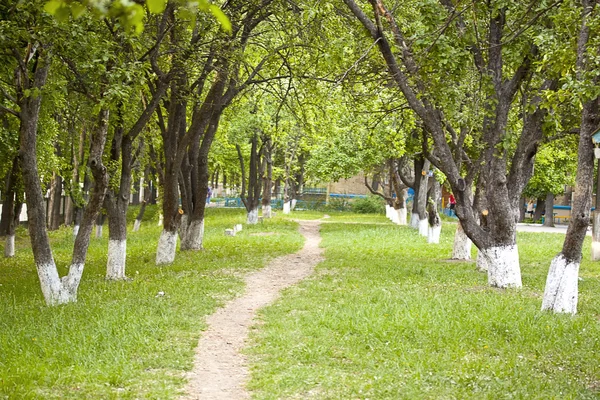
[542,1,597,314]
[452,222,472,260]
[133,167,152,232]
[533,197,545,222]
[543,193,555,227]
[427,180,441,243]
[47,172,63,230]
[261,137,273,218]
[518,196,526,222]
[411,156,430,235]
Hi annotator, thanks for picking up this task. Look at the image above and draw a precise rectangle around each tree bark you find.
[533,197,545,222]
[543,193,555,227]
[452,222,472,260]
[543,0,598,314]
[427,179,441,243]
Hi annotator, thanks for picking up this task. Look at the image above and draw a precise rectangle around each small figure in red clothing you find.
[449,194,456,210]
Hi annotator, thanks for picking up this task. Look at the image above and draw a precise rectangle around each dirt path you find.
[182,220,323,400]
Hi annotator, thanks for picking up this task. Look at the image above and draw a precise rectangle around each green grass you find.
[0,208,303,399]
[247,220,600,399]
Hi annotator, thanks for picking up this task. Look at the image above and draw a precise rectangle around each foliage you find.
[247,222,600,399]
[351,195,385,214]
[0,209,303,398]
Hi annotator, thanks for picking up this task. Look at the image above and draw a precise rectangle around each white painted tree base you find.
[133,219,142,232]
[156,230,178,265]
[542,254,579,314]
[4,234,15,258]
[37,262,77,305]
[183,219,204,250]
[262,205,272,218]
[291,199,297,210]
[452,223,472,260]
[396,208,407,225]
[410,213,420,229]
[247,208,259,224]
[106,239,127,280]
[481,245,522,288]
[476,249,488,271]
[283,202,291,214]
[418,218,428,237]
[592,240,600,261]
[73,225,80,238]
[428,225,441,244]
[386,205,392,220]
[158,214,163,226]
[95,225,103,239]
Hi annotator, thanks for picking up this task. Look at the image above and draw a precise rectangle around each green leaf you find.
[43,0,62,15]
[209,5,231,33]
[70,3,86,18]
[146,0,166,14]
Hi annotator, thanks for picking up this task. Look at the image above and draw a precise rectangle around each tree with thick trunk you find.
[343,0,559,288]
[13,44,110,304]
[542,0,599,314]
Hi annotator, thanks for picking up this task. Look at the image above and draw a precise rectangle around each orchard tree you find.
[341,0,562,288]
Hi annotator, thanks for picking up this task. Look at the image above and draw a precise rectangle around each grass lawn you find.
[0,208,303,399]
[247,219,600,399]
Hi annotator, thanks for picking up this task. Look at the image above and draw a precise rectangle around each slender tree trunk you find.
[133,167,152,232]
[427,180,441,243]
[533,197,545,222]
[261,138,273,218]
[543,193,555,228]
[542,0,597,314]
[48,172,63,230]
[411,156,430,235]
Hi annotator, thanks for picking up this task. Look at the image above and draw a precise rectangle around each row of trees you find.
[0,0,597,315]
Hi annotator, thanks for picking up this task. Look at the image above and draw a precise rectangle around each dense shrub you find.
[351,195,385,214]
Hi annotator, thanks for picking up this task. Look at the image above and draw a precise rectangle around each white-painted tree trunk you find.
[156,230,177,265]
[106,239,127,280]
[410,212,420,229]
[396,208,407,225]
[386,205,392,220]
[73,225,80,238]
[247,208,259,224]
[452,222,472,260]
[476,249,488,272]
[262,204,272,218]
[391,209,399,224]
[95,224,103,239]
[179,214,189,242]
[428,225,441,244]
[133,219,142,232]
[480,245,522,288]
[283,202,291,214]
[418,218,428,237]
[541,254,579,314]
[4,234,15,258]
[158,213,163,226]
[182,219,204,250]
[37,261,78,305]
[291,199,297,210]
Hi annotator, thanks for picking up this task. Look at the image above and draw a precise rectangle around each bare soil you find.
[181,220,323,399]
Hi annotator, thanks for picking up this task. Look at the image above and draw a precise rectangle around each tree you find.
[342,0,562,288]
[542,0,600,314]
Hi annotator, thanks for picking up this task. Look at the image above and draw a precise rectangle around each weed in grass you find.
[247,219,600,399]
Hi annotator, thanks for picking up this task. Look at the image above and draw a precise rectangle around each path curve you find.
[182,220,323,399]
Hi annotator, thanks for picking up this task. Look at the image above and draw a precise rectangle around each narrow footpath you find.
[182,220,323,400]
